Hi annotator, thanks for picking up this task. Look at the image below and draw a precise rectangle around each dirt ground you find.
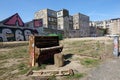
[0,37,116,80]
[84,57,120,80]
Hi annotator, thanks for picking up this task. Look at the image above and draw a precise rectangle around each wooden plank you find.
[29,36,35,67]
[27,69,74,77]
[54,53,64,67]
[40,45,63,51]
[35,36,59,48]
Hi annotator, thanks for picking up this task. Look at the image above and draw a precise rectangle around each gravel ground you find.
[86,57,120,80]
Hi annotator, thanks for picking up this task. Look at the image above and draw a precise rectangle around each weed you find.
[62,39,107,58]
[31,66,41,70]
[17,63,29,75]
[31,64,46,70]
[40,64,46,69]
[18,68,29,75]
[65,73,84,79]
[0,46,28,60]
[49,75,56,80]
[0,54,8,60]
[0,67,8,76]
[80,58,100,67]
[18,63,26,70]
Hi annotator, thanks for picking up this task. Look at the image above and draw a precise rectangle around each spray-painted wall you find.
[0,13,43,42]
[0,27,34,42]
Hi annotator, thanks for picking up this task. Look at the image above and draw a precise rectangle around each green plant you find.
[80,58,100,67]
[18,63,26,70]
[18,68,29,75]
[0,54,8,60]
[40,64,46,69]
[49,75,56,80]
[0,67,8,76]
[65,73,84,79]
[17,63,29,75]
[31,64,46,70]
[48,33,63,40]
[31,66,41,70]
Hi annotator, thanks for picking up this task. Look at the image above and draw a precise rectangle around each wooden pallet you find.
[27,69,74,77]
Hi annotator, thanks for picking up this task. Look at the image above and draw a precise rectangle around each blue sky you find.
[0,0,120,22]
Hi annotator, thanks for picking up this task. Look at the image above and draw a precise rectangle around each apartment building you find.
[34,9,57,29]
[57,9,69,29]
[69,15,73,30]
[90,20,110,29]
[34,8,90,37]
[57,9,70,37]
[90,18,120,35]
[109,18,120,35]
[73,13,90,37]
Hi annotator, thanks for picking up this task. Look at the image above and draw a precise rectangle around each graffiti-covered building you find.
[0,13,43,42]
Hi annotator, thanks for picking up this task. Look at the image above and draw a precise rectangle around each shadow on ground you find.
[64,53,74,66]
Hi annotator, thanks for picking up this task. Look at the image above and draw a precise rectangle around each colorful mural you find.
[0,13,43,42]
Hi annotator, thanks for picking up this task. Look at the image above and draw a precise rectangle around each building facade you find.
[25,19,44,35]
[35,9,57,29]
[57,9,70,37]
[35,8,90,38]
[89,20,110,29]
[90,18,120,35]
[73,13,90,37]
[109,18,120,35]
[69,15,73,30]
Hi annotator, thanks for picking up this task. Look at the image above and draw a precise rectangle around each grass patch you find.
[18,68,29,75]
[31,64,46,70]
[0,60,8,67]
[0,42,28,48]
[0,46,28,60]
[0,67,8,76]
[17,63,29,75]
[31,66,41,70]
[18,63,27,70]
[49,75,56,80]
[62,39,113,59]
[65,73,84,79]
[0,39,114,80]
[80,58,100,67]
[39,64,46,69]
[0,54,9,60]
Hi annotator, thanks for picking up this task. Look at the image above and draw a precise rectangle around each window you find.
[43,24,46,27]
[54,18,57,22]
[26,24,29,27]
[58,12,61,15]
[48,17,51,21]
[58,19,60,22]
[51,18,54,21]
